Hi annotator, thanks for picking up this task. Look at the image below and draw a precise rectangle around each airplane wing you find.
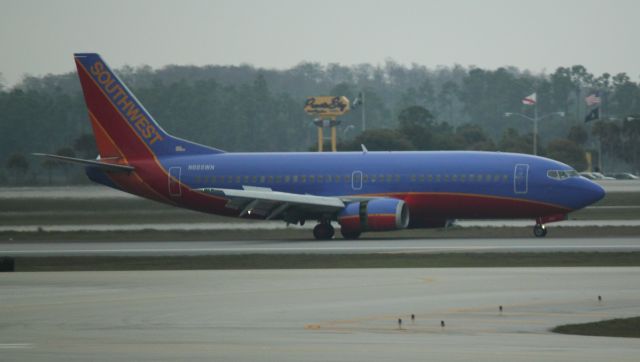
[198,186,346,220]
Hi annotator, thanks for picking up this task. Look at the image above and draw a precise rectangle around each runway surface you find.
[2,237,640,256]
[2,218,640,232]
[1,268,639,361]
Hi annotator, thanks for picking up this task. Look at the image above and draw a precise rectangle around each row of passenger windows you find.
[192,173,510,185]
[409,174,509,183]
[195,174,353,184]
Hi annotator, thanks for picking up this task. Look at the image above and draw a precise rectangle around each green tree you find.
[437,81,459,123]
[567,125,588,146]
[6,153,29,184]
[42,158,57,185]
[73,133,98,158]
[592,121,621,159]
[498,128,533,154]
[55,147,76,182]
[398,106,434,149]
[545,139,587,171]
[340,129,414,151]
[454,123,495,150]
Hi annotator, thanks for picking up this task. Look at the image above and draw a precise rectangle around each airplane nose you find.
[584,179,605,205]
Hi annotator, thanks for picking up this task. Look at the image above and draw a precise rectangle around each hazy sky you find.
[1,0,638,87]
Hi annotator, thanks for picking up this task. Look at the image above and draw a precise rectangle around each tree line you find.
[1,61,639,185]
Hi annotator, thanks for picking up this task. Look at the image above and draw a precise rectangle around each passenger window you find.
[318,175,324,183]
[452,175,458,182]
[419,175,425,182]
[309,175,315,183]
[410,174,416,182]
[345,175,350,182]
[268,176,274,183]
[275,176,282,184]
[243,176,249,183]
[301,175,307,183]
[292,175,298,183]
[284,175,290,183]
[335,175,341,183]
[259,176,266,183]
[460,174,466,182]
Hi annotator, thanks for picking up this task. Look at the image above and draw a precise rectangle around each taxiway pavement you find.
[2,237,640,256]
[1,268,639,361]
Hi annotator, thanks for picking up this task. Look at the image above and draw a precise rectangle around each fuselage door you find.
[514,164,529,194]
[352,170,363,191]
[169,166,182,197]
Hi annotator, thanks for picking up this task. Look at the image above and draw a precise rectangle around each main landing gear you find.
[313,222,335,240]
[533,224,548,238]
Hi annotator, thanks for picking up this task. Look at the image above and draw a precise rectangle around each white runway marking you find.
[0,343,33,349]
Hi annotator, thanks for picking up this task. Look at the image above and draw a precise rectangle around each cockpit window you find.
[547,169,579,180]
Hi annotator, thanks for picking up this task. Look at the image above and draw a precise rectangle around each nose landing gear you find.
[533,223,547,237]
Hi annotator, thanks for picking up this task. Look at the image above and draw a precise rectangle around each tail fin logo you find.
[89,61,164,145]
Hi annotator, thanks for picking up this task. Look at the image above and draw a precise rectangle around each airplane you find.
[35,53,605,240]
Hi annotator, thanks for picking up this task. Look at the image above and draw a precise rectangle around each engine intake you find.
[338,198,410,234]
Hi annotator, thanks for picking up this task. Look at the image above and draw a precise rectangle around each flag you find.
[585,92,602,106]
[352,92,364,107]
[585,107,600,122]
[522,93,536,105]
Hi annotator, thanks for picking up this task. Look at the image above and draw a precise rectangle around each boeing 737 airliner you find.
[36,54,605,239]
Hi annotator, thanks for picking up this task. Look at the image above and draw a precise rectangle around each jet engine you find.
[338,198,409,238]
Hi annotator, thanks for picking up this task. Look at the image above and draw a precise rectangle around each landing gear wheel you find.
[341,230,361,240]
[533,224,547,238]
[313,223,335,240]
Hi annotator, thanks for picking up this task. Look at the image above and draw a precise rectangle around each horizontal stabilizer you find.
[32,153,134,172]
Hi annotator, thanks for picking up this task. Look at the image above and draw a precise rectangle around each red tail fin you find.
[74,53,222,161]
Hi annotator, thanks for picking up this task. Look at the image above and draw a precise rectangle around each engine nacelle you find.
[338,198,410,233]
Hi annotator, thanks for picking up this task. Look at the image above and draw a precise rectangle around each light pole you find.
[503,111,565,155]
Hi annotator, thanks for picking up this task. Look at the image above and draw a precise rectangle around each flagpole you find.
[533,101,538,155]
[361,91,366,132]
[599,91,604,172]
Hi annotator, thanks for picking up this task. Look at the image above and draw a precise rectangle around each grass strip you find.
[10,252,640,271]
[552,317,640,338]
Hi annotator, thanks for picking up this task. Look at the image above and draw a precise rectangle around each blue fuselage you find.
[127,150,605,222]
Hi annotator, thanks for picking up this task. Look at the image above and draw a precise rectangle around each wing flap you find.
[198,187,345,220]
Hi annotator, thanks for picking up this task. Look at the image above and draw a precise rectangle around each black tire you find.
[341,230,361,240]
[313,223,334,240]
[533,224,547,237]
